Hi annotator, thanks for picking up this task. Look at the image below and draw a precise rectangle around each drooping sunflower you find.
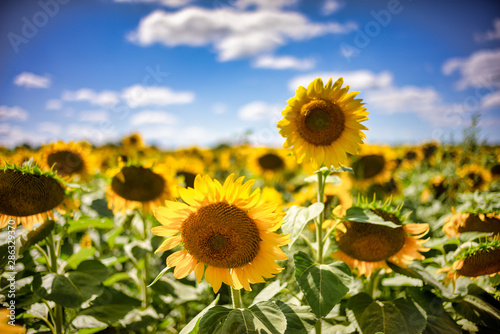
[443,208,500,238]
[277,77,368,169]
[106,160,177,215]
[152,174,290,293]
[0,163,71,231]
[332,201,429,277]
[438,238,500,288]
[41,141,96,181]
[350,144,397,190]
[457,164,492,192]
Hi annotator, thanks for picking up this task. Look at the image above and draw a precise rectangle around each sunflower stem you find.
[139,212,151,309]
[47,230,64,334]
[316,172,326,264]
[231,287,243,309]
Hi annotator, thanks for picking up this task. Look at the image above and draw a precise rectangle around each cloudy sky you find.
[1,0,500,148]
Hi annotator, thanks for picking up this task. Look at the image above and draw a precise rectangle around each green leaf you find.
[103,272,132,286]
[65,247,96,270]
[19,220,55,254]
[275,300,317,334]
[251,280,287,306]
[316,166,354,175]
[359,300,412,334]
[77,328,107,334]
[453,284,500,329]
[180,295,220,334]
[148,266,172,287]
[76,260,109,283]
[282,203,324,248]
[67,218,114,234]
[294,251,351,318]
[198,306,232,333]
[79,287,142,324]
[37,272,103,308]
[345,207,400,228]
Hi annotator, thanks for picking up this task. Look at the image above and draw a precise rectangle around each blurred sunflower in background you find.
[41,141,96,181]
[106,160,177,215]
[457,164,492,192]
[0,163,72,231]
[396,145,424,171]
[167,154,207,188]
[246,147,296,183]
[277,77,368,169]
[443,208,500,238]
[350,144,397,190]
[152,174,289,293]
[332,201,429,277]
[438,238,500,288]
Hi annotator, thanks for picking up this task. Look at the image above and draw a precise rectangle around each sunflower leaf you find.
[180,294,220,334]
[251,280,287,307]
[275,300,317,334]
[316,166,354,175]
[294,251,351,318]
[148,266,172,287]
[19,220,55,254]
[282,203,324,248]
[345,207,400,228]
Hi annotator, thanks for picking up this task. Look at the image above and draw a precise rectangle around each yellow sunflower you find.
[166,154,207,189]
[246,147,296,182]
[438,239,500,288]
[106,161,177,215]
[0,309,25,334]
[443,208,500,238]
[0,163,71,231]
[332,203,429,277]
[122,132,145,150]
[457,164,492,192]
[152,174,290,293]
[350,144,397,190]
[396,145,424,170]
[41,141,96,181]
[277,77,368,169]
[420,174,449,203]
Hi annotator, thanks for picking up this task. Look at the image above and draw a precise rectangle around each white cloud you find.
[122,84,194,108]
[79,110,110,123]
[37,122,62,135]
[238,101,281,121]
[114,0,192,7]
[62,89,120,108]
[46,99,63,110]
[13,72,51,89]
[139,125,234,148]
[252,55,315,70]
[481,90,500,109]
[233,0,298,10]
[365,86,441,115]
[322,0,342,15]
[0,124,50,148]
[212,102,227,114]
[130,110,177,125]
[128,7,356,61]
[475,18,500,43]
[288,70,393,91]
[0,105,28,121]
[442,49,500,90]
[66,124,119,144]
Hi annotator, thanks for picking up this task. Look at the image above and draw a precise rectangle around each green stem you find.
[231,287,243,309]
[35,244,51,267]
[367,269,382,299]
[315,320,322,334]
[47,231,64,334]
[142,254,150,308]
[315,172,327,334]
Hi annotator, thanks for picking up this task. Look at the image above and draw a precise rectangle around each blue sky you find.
[1,0,500,149]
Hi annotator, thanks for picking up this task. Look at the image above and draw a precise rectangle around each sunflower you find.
[420,174,449,203]
[396,146,424,170]
[246,147,296,182]
[166,154,207,188]
[122,132,145,150]
[0,163,71,231]
[0,309,25,334]
[277,77,368,169]
[457,164,492,192]
[350,144,397,190]
[152,174,289,293]
[106,160,177,215]
[41,141,96,181]
[438,238,500,288]
[443,208,500,238]
[332,202,429,277]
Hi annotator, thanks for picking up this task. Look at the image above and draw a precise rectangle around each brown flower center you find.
[0,169,65,217]
[297,100,345,146]
[352,154,386,179]
[111,166,166,202]
[177,171,197,188]
[258,153,284,171]
[458,214,500,235]
[181,202,260,268]
[336,210,405,262]
[47,150,84,176]
[457,247,500,277]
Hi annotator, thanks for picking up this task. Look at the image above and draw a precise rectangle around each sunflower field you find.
[1,77,500,334]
